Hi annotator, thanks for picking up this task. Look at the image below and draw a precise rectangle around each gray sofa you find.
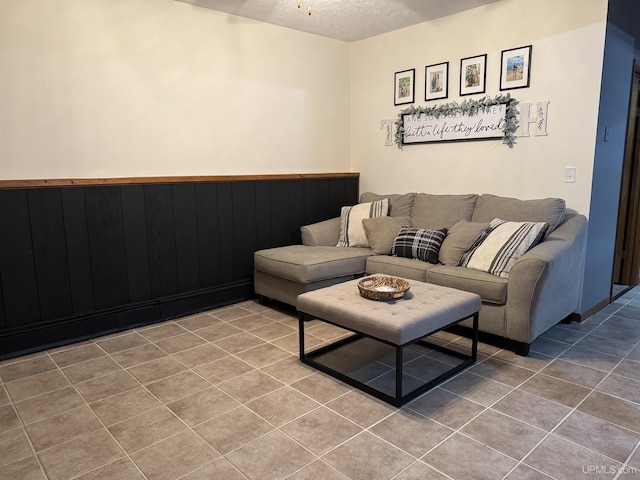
[254,192,588,355]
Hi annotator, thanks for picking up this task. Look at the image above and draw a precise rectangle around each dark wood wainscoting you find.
[0,174,359,358]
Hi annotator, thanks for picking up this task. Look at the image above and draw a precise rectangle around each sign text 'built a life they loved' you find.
[402,105,504,144]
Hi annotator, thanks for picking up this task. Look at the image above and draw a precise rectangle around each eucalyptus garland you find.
[394,94,519,149]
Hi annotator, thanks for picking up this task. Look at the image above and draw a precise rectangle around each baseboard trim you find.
[0,281,253,360]
[575,297,611,323]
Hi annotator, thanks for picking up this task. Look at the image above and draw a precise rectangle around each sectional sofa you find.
[254,192,588,355]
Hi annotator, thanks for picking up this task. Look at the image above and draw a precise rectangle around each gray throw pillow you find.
[439,220,490,266]
[362,216,412,255]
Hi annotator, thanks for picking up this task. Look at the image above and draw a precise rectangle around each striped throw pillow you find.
[336,198,389,247]
[460,218,548,278]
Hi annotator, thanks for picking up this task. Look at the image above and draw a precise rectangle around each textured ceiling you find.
[176,0,501,42]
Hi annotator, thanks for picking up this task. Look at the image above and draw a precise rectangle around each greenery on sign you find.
[394,93,519,149]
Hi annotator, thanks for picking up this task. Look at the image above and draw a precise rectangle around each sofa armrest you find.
[301,217,341,246]
[505,214,588,343]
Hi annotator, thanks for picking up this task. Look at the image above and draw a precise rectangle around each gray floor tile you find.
[281,406,361,455]
[423,433,518,480]
[492,389,572,431]
[554,409,639,462]
[407,387,485,429]
[246,386,320,427]
[323,431,414,480]
[441,371,513,406]
[369,409,453,457]
[226,430,315,480]
[519,372,591,407]
[130,430,219,480]
[525,434,621,480]
[460,408,546,460]
[194,406,273,454]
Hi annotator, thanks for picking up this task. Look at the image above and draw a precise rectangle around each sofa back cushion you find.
[360,192,416,217]
[471,194,566,234]
[411,193,478,229]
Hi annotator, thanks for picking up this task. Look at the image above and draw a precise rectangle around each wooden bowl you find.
[358,275,410,301]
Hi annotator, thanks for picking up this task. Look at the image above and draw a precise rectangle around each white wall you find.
[0,0,351,179]
[350,0,608,216]
[0,0,610,217]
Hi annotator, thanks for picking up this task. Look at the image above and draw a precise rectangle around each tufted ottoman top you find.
[297,278,481,345]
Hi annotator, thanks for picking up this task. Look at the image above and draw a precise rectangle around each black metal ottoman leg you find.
[471,312,479,361]
[298,313,306,361]
[395,345,403,405]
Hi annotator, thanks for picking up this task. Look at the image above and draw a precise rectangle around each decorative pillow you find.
[391,227,448,264]
[439,220,490,266]
[336,198,389,247]
[362,216,412,255]
[460,218,549,278]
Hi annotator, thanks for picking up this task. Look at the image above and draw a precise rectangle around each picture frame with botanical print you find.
[394,68,415,105]
[500,45,532,90]
[460,54,487,96]
[425,62,449,101]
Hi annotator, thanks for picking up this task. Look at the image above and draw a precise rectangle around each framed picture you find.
[460,54,487,96]
[500,45,532,90]
[394,69,415,105]
[425,62,449,101]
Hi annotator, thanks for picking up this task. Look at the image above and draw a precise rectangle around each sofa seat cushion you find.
[471,194,565,235]
[426,265,508,305]
[254,246,370,284]
[365,255,437,282]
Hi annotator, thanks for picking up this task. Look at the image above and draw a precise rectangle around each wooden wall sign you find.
[394,94,519,148]
[401,104,505,144]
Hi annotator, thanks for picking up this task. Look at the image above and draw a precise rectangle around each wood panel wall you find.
[0,174,359,358]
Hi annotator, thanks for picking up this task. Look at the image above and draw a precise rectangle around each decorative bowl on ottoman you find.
[358,275,410,301]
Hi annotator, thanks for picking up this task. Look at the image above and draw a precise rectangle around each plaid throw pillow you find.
[391,227,448,264]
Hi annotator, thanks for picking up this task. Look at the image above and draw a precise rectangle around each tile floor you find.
[2,289,640,480]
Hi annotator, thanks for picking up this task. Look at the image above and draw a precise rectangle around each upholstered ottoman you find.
[297,277,481,406]
[254,245,371,306]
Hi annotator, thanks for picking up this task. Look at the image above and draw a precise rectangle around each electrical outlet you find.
[565,167,576,183]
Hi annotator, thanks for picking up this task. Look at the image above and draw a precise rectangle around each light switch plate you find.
[565,167,576,183]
